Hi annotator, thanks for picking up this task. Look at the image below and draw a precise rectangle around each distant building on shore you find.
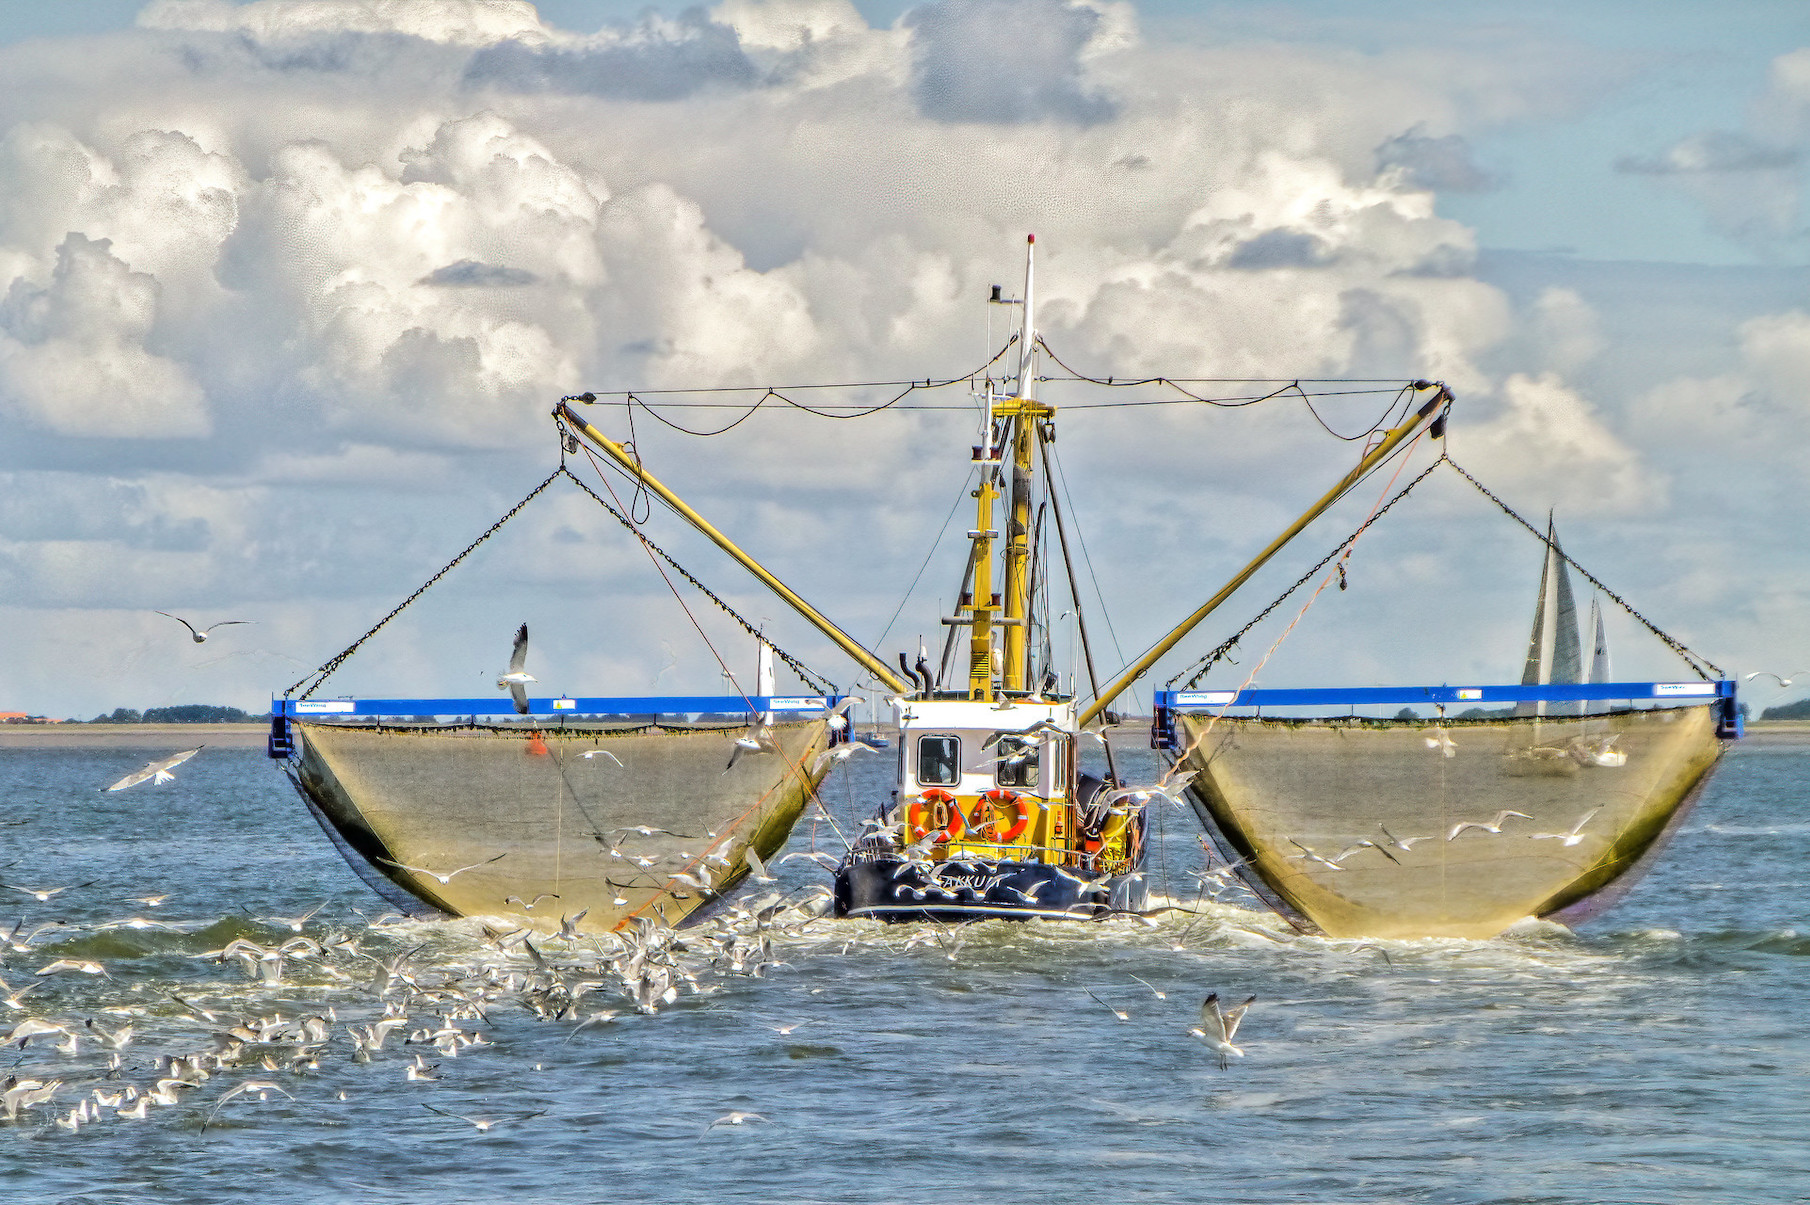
[0,712,65,724]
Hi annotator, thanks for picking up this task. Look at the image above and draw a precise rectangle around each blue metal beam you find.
[1150,680,1741,748]
[1155,681,1732,708]
[273,694,835,718]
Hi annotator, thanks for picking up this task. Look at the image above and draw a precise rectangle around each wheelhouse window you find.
[994,736,1040,788]
[917,735,960,786]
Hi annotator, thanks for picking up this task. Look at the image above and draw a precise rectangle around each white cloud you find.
[1456,373,1656,514]
[0,0,1783,713]
[139,0,552,47]
[0,233,209,437]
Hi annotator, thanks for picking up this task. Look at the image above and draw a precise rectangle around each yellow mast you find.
[1077,388,1449,728]
[557,402,912,696]
[968,235,1050,700]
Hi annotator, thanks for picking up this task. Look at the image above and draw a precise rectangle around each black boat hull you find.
[834,854,1148,923]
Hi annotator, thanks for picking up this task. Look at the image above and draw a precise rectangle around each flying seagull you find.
[423,1102,547,1133]
[496,623,535,714]
[155,612,251,643]
[1447,810,1533,841]
[104,748,202,792]
[1189,992,1255,1069]
[375,852,506,884]
[1530,807,1603,847]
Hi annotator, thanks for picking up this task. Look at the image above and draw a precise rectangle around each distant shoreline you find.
[0,723,270,749]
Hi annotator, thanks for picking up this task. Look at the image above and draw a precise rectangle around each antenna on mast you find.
[1015,234,1036,400]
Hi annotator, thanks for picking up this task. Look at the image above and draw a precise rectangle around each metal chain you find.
[288,458,837,700]
[1172,459,1445,689]
[1443,457,1721,680]
[558,467,836,695]
[288,467,566,699]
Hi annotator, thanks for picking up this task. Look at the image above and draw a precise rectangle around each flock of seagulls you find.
[0,856,1271,1140]
[0,874,887,1138]
[1286,807,1605,872]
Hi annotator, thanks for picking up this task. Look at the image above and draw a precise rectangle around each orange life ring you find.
[980,788,1031,842]
[907,788,961,842]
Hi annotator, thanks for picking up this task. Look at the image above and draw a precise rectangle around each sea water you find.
[0,736,1805,1204]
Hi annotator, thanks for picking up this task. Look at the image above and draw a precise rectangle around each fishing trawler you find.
[271,234,1738,938]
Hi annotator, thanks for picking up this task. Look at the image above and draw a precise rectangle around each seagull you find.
[1332,839,1400,866]
[613,826,692,839]
[1085,989,1129,1022]
[1285,838,1347,871]
[817,697,861,732]
[744,848,778,885]
[260,902,326,932]
[1530,807,1603,847]
[725,723,780,772]
[1745,671,1808,688]
[1447,810,1533,840]
[496,623,535,715]
[504,893,560,911]
[104,748,202,792]
[375,852,506,884]
[2,881,91,902]
[702,1110,768,1135]
[810,743,874,775]
[1189,993,1255,1069]
[780,851,841,871]
[1424,730,1457,758]
[580,749,623,766]
[202,1080,295,1132]
[1376,824,1433,852]
[981,719,1066,750]
[423,1102,547,1133]
[1129,975,1167,1000]
[36,959,107,978]
[155,612,251,643]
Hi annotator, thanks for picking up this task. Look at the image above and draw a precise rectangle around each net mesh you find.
[291,719,830,932]
[1175,704,1724,939]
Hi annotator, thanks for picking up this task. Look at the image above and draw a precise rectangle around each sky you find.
[1,0,1807,720]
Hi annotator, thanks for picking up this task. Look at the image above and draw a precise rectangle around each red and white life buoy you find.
[979,788,1031,842]
[906,788,960,842]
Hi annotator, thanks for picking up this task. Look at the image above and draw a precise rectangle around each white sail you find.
[1517,514,1582,716]
[1587,595,1611,685]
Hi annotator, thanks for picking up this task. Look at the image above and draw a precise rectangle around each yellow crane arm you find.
[557,402,911,696]
[1077,389,1450,727]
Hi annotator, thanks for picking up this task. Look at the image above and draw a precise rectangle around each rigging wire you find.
[1164,431,1434,772]
[1441,457,1723,680]
[1043,441,1135,716]
[871,464,981,655]
[563,441,837,696]
[286,467,565,699]
[572,442,779,714]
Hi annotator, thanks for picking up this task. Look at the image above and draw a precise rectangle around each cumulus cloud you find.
[140,0,551,47]
[1376,124,1503,192]
[1615,130,1800,175]
[0,234,209,437]
[1459,373,1655,513]
[0,0,1768,712]
[906,0,1117,124]
[464,11,756,99]
[1614,48,1810,248]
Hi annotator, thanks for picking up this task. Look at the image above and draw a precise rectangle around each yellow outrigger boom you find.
[1077,386,1449,728]
[557,401,913,696]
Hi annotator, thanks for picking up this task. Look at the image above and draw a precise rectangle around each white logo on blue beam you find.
[294,700,355,714]
[769,697,826,711]
[1653,683,1716,697]
[1174,692,1236,707]
[553,698,576,710]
